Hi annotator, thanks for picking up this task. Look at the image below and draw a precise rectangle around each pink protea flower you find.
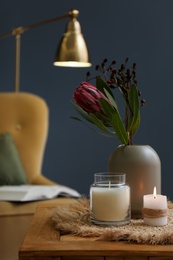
[73,82,108,115]
[72,58,144,145]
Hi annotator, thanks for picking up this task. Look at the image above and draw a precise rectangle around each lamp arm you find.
[19,10,77,33]
[0,10,78,39]
[0,9,79,92]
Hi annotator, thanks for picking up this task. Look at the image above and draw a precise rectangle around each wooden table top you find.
[19,198,173,260]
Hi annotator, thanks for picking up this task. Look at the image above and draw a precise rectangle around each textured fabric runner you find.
[52,198,173,245]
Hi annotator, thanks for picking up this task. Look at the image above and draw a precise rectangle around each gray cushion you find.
[0,133,28,185]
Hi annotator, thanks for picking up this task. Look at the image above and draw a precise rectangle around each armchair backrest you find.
[0,92,49,183]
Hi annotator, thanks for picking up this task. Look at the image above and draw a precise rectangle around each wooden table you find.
[19,198,173,260]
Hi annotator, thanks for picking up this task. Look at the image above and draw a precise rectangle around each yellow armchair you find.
[0,92,60,260]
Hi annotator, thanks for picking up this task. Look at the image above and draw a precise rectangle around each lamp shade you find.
[53,16,91,67]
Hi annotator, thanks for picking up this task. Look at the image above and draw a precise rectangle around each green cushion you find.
[0,133,28,185]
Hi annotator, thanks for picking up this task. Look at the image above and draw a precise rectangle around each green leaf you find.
[71,100,93,124]
[100,98,129,144]
[70,116,83,122]
[71,100,114,136]
[111,111,129,145]
[127,84,140,133]
[103,88,119,111]
[96,77,114,99]
[100,98,115,120]
[130,111,140,136]
[95,112,112,127]
[89,113,112,133]
[70,116,115,137]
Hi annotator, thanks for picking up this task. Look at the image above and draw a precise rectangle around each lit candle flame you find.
[153,186,157,199]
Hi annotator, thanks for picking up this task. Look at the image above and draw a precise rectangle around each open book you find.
[0,185,81,202]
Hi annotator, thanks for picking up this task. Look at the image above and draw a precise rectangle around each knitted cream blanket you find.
[52,198,173,245]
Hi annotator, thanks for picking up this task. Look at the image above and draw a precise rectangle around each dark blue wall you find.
[0,0,173,199]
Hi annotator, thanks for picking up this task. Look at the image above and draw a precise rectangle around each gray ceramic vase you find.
[108,145,161,218]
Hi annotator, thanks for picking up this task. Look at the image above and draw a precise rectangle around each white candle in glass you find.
[143,187,167,226]
[91,183,130,221]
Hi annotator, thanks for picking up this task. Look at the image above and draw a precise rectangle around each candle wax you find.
[91,185,130,221]
[143,194,167,226]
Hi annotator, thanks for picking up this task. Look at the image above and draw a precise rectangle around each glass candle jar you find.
[90,172,131,226]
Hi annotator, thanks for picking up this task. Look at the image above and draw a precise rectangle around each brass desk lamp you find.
[0,9,91,92]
